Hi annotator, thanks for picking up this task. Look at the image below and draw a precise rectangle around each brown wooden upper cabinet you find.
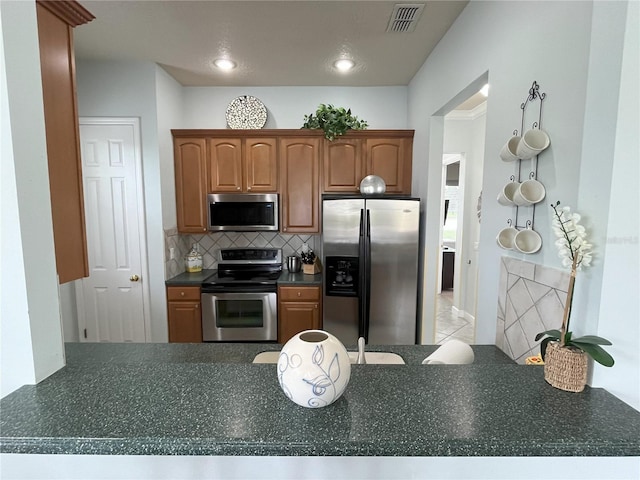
[174,137,208,233]
[323,138,363,192]
[36,0,94,283]
[172,130,413,234]
[323,132,413,194]
[279,137,321,233]
[365,137,412,194]
[208,138,278,193]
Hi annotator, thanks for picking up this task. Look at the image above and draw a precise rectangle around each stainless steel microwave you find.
[207,193,279,232]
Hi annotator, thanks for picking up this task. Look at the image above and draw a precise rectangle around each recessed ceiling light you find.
[480,84,490,97]
[214,58,237,71]
[334,59,355,72]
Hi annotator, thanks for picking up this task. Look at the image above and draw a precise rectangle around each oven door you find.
[201,291,277,341]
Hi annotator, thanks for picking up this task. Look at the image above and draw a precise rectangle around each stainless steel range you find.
[201,248,282,342]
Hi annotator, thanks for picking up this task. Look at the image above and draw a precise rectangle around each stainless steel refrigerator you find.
[322,195,420,345]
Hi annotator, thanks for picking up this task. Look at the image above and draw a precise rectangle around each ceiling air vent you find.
[386,3,425,33]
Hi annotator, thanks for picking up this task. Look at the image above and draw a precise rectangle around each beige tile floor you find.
[435,290,475,344]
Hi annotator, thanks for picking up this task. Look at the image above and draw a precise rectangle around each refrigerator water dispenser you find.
[325,256,359,296]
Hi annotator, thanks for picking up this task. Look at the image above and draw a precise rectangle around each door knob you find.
[130,274,140,282]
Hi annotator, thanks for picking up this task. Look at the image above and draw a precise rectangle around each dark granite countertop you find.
[165,269,216,286]
[1,343,639,457]
[276,271,322,285]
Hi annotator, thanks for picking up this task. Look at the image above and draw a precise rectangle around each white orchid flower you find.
[550,201,593,270]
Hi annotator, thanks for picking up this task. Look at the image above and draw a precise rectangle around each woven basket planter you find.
[544,341,588,392]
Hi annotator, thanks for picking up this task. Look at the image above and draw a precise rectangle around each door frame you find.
[75,117,151,342]
[440,154,466,310]
[439,153,466,300]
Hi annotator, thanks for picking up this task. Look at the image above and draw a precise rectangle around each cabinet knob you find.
[180,291,185,296]
[247,186,252,191]
[130,274,140,282]
[236,187,241,191]
[195,304,199,309]
[314,304,318,309]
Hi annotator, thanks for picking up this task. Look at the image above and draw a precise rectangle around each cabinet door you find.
[278,301,321,344]
[323,139,363,192]
[245,138,278,192]
[168,301,202,343]
[365,138,412,194]
[37,2,90,283]
[278,286,321,343]
[279,138,320,233]
[208,138,243,192]
[174,137,208,233]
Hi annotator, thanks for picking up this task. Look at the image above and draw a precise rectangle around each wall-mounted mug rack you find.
[497,81,549,253]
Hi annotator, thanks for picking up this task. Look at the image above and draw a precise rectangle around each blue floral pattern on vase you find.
[277,330,351,408]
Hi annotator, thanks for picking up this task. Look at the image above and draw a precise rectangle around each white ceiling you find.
[74,1,469,87]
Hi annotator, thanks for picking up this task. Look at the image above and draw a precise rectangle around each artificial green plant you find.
[301,104,368,141]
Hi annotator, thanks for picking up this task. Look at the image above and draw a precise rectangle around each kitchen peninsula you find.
[1,343,639,461]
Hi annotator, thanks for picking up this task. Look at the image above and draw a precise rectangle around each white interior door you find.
[75,118,149,342]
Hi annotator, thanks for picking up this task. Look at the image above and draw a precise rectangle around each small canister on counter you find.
[287,255,301,273]
[185,244,203,272]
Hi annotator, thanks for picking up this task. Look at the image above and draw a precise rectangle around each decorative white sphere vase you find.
[277,330,351,408]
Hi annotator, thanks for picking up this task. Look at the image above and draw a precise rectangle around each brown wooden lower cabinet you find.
[278,286,322,344]
[167,286,202,343]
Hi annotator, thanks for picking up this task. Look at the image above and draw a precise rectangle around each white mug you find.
[497,181,520,206]
[512,179,546,206]
[496,227,518,250]
[514,228,542,254]
[500,136,521,162]
[516,129,550,159]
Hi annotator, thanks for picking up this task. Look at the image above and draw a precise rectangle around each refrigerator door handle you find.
[363,209,372,342]
[358,208,366,341]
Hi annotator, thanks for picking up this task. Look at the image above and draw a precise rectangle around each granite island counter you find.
[1,343,639,479]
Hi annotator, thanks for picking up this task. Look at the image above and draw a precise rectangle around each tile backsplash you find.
[496,256,569,364]
[164,228,320,279]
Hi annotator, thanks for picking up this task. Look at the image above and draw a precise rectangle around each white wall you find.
[181,86,407,129]
[409,0,638,406]
[155,65,184,229]
[593,0,639,411]
[0,1,65,397]
[75,60,167,342]
[571,1,629,338]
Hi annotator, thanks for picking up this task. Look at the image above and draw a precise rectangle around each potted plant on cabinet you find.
[535,201,614,392]
[301,104,368,141]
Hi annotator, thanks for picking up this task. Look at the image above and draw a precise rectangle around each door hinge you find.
[84,328,87,339]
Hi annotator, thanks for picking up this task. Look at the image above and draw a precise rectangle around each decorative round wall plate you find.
[225,95,267,129]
